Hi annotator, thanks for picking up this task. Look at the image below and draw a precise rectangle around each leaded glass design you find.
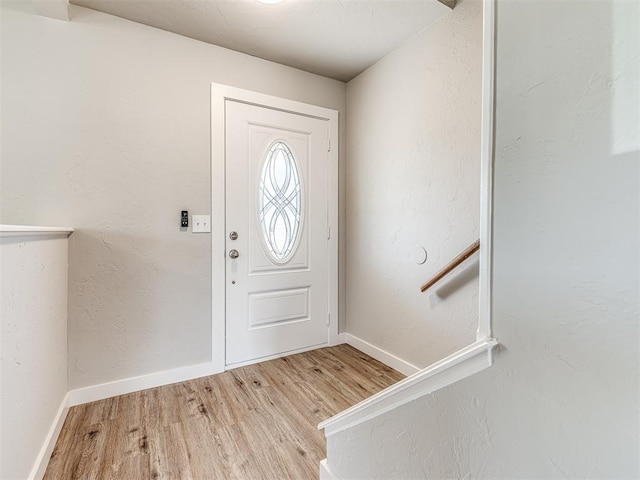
[258,141,303,263]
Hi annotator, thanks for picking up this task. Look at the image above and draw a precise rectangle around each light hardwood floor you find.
[44,344,404,479]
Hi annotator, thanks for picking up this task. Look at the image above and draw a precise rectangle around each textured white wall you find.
[0,3,346,389]
[327,0,639,477]
[0,234,69,480]
[345,0,482,368]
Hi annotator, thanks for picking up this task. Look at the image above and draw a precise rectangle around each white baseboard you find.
[68,362,214,406]
[319,459,340,480]
[342,333,419,376]
[29,393,70,480]
[69,334,360,407]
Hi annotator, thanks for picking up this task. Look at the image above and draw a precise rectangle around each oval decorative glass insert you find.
[258,141,303,263]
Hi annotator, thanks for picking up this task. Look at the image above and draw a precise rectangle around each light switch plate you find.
[192,215,211,233]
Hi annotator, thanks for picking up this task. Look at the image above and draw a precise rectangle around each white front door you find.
[224,100,330,367]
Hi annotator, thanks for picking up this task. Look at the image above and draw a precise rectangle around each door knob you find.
[229,231,238,240]
[229,249,239,259]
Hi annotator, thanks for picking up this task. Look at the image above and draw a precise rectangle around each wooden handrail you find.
[420,239,480,292]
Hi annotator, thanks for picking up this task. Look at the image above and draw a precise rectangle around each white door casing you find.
[211,85,340,372]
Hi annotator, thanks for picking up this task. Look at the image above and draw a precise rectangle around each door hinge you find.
[327,139,331,152]
[327,313,331,326]
[327,226,331,239]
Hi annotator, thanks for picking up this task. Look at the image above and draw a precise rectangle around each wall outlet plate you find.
[192,215,211,233]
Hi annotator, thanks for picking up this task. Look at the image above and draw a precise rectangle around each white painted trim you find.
[0,225,74,238]
[29,393,70,480]
[68,362,214,406]
[478,0,496,341]
[319,459,340,480]
[318,338,498,437]
[210,83,340,373]
[342,333,419,377]
[211,84,227,374]
[326,105,341,348]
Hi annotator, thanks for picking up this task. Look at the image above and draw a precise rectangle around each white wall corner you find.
[320,459,341,480]
[329,331,347,347]
[68,362,215,406]
[343,333,420,377]
[31,0,70,21]
[29,393,70,480]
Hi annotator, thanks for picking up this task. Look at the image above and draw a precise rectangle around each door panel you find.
[225,100,329,366]
[248,287,309,328]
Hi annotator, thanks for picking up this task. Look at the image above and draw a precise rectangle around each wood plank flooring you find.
[44,345,404,480]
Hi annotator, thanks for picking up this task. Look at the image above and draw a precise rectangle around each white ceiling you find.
[70,0,453,82]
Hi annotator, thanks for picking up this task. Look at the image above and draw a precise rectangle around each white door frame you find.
[210,84,340,373]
